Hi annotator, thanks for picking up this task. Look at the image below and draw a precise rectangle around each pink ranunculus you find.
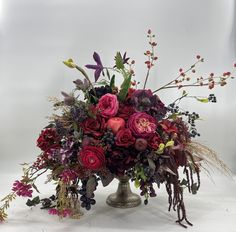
[127,112,157,138]
[97,93,119,118]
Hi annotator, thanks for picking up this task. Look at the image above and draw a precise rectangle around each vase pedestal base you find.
[106,176,141,208]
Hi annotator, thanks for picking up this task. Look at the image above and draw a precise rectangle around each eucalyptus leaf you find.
[147,158,156,171]
[26,196,40,207]
[86,176,97,198]
[100,172,114,187]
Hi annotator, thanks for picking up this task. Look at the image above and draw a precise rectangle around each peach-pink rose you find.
[97,93,119,118]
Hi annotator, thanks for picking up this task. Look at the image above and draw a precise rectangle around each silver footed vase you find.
[106,175,141,208]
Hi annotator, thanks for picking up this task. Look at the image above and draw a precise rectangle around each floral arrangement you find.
[0,30,234,228]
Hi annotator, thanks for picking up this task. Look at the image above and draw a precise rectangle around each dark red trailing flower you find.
[81,116,106,138]
[37,128,60,151]
[115,128,135,147]
[79,146,105,170]
[85,52,103,82]
[107,148,137,176]
[127,112,157,138]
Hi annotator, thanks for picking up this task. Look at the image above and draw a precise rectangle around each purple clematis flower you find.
[85,52,103,82]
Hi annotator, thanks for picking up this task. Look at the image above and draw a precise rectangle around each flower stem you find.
[75,65,96,96]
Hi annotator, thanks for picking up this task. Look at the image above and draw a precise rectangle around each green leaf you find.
[32,183,40,193]
[196,97,209,103]
[118,75,131,101]
[156,143,165,154]
[110,75,115,89]
[106,69,111,80]
[168,113,179,120]
[137,168,147,181]
[165,140,174,147]
[63,58,76,68]
[26,196,40,207]
[115,52,124,70]
[134,179,140,188]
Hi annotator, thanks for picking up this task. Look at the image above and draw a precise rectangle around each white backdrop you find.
[0,0,236,174]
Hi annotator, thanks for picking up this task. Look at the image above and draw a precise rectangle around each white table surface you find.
[0,173,236,232]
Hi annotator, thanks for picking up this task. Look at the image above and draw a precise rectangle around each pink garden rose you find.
[97,93,119,118]
[127,112,157,138]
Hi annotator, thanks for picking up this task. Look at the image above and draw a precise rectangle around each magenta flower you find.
[12,180,33,197]
[60,169,77,183]
[61,209,71,217]
[85,52,103,82]
[48,208,58,215]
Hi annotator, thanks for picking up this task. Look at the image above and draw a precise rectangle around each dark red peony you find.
[81,116,106,138]
[79,146,105,170]
[148,134,162,150]
[37,128,60,151]
[127,112,157,138]
[117,104,135,120]
[97,93,119,118]
[115,128,135,147]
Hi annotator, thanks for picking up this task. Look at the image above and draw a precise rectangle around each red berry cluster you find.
[144,29,158,70]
